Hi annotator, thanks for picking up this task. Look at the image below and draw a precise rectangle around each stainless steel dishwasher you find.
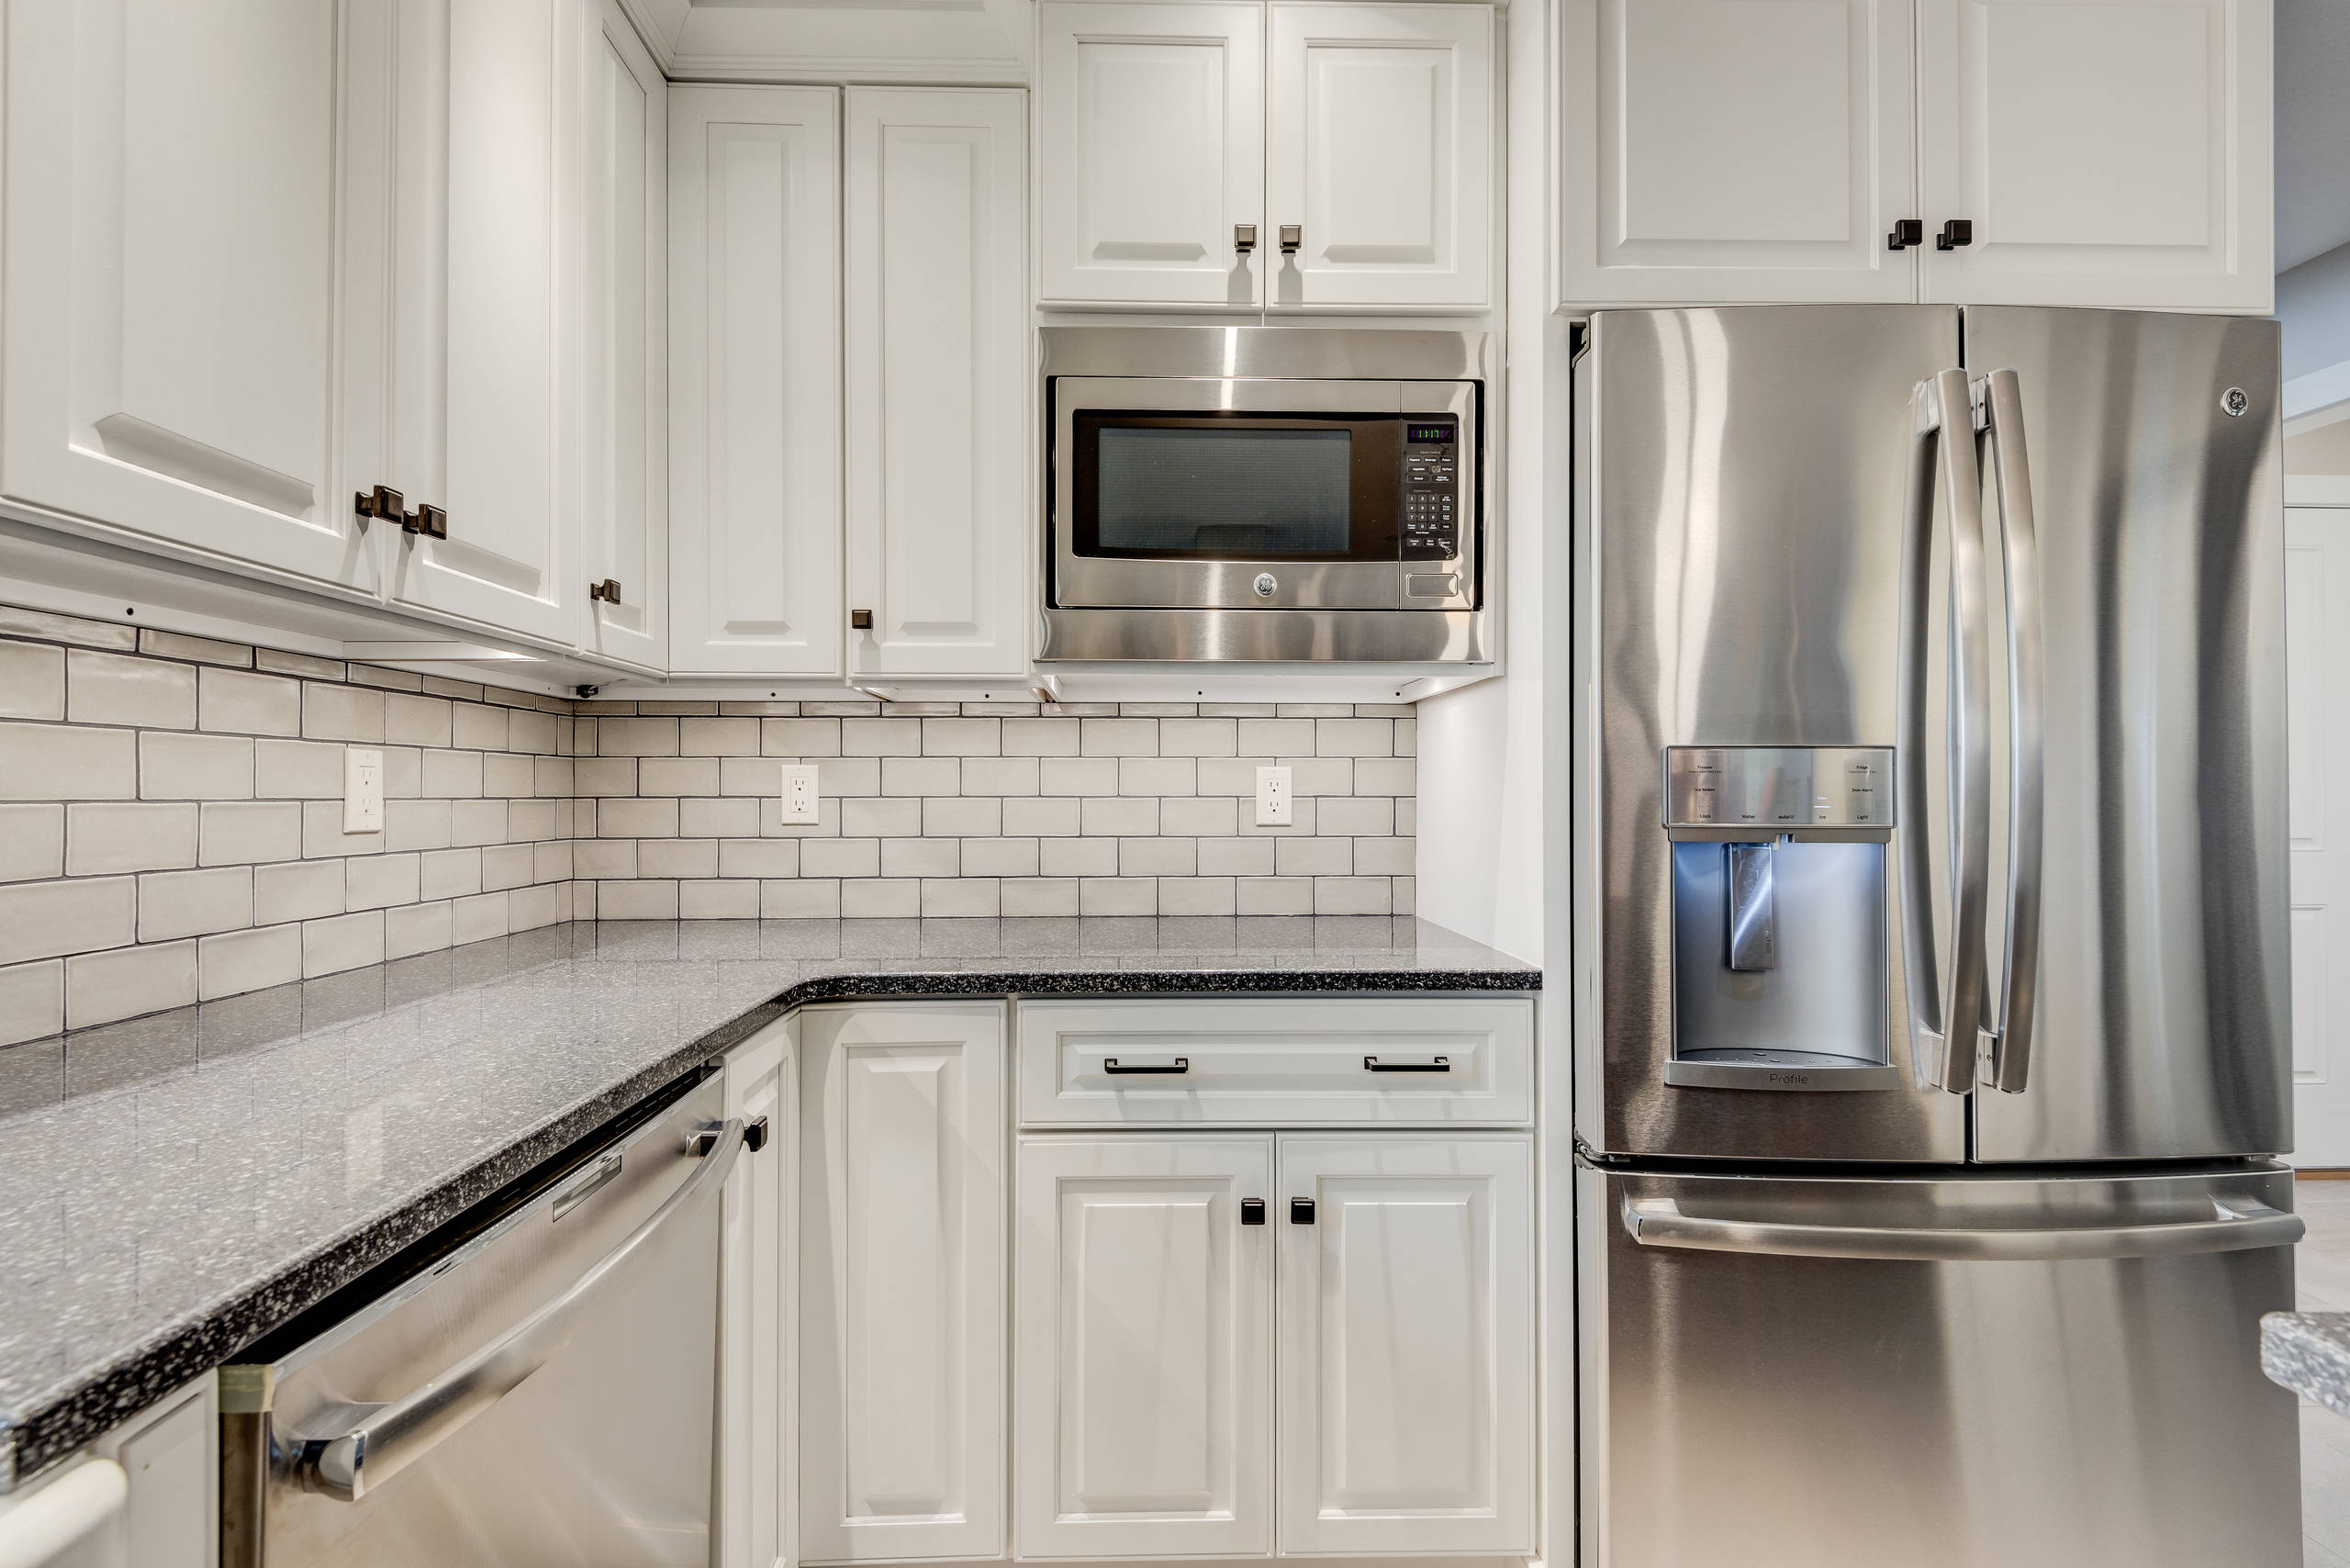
[219,1070,745,1566]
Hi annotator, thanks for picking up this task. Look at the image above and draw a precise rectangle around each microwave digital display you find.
[1406,423,1454,445]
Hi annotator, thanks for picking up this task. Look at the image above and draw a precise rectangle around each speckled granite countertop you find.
[0,914,1535,1484]
[2262,1311,2350,1416]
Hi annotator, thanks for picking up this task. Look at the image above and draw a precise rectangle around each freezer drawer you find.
[1576,1160,2302,1568]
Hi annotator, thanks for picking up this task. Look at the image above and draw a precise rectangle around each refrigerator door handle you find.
[1621,1194,2304,1261]
[1898,370,1995,1094]
[1979,367,2044,1095]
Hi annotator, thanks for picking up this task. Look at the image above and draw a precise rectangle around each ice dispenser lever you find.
[1726,843,1776,970]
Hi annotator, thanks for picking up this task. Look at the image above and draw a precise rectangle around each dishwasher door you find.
[224,1073,740,1567]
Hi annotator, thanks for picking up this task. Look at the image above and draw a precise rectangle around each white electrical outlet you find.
[778,764,820,825]
[1255,764,1293,826]
[343,746,385,834]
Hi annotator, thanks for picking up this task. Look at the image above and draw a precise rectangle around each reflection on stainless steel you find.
[1980,367,2044,1095]
[1964,308,2287,1162]
[223,1076,728,1566]
[1578,1159,2302,1568]
[1038,606,1488,664]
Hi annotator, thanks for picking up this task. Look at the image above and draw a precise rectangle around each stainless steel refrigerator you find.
[1570,305,2306,1568]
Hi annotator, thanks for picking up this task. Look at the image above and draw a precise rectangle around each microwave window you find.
[1095,427,1352,556]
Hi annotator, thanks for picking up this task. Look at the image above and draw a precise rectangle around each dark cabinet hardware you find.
[1936,218,1974,251]
[851,609,874,630]
[1886,218,1923,252]
[353,484,406,522]
[588,577,623,603]
[1104,1056,1189,1075]
[1235,223,1258,254]
[405,503,448,539]
[744,1114,770,1154]
[1240,1198,1266,1226]
[1279,224,1302,255]
[1290,1197,1315,1225]
[1364,1055,1451,1073]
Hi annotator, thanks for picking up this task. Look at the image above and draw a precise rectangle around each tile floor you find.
[2300,1179,2350,1566]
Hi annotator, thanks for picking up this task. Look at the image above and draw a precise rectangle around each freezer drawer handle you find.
[1620,1195,2304,1261]
[287,1118,747,1504]
[1364,1055,1451,1072]
[1103,1057,1189,1075]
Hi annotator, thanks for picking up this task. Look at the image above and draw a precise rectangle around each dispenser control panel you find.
[1664,746,1894,830]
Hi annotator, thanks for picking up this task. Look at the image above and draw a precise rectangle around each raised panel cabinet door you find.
[668,86,844,678]
[799,1003,1006,1562]
[1555,0,1919,307]
[382,0,577,643]
[1917,0,2272,309]
[721,1021,796,1568]
[1013,1137,1274,1559]
[845,89,1031,679]
[1276,1136,1534,1556]
[578,0,669,673]
[0,0,373,590]
[1266,4,1493,310]
[1037,3,1264,307]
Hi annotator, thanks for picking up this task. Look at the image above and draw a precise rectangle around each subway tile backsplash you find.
[0,602,1416,1044]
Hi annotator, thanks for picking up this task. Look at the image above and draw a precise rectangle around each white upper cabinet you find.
[1013,1137,1274,1560]
[844,88,1031,680]
[1915,0,2272,310]
[381,0,578,644]
[799,1002,1006,1563]
[578,0,670,672]
[1556,0,1919,307]
[1037,4,1264,308]
[1266,4,1494,310]
[667,85,845,679]
[0,0,375,591]
[1276,1136,1535,1556]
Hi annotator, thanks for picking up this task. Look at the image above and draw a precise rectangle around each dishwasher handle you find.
[1621,1194,2304,1261]
[294,1119,745,1503]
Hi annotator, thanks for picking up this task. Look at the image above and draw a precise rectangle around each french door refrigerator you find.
[1570,306,2304,1568]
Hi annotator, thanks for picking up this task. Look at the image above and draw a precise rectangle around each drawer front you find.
[1016,998,1534,1126]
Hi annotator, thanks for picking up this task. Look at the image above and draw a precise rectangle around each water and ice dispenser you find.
[1663,746,1900,1090]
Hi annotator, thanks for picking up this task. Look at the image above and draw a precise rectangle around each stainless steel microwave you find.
[1039,327,1490,664]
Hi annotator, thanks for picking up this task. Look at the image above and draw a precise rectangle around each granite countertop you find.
[2263,1311,2350,1416]
[0,914,1535,1485]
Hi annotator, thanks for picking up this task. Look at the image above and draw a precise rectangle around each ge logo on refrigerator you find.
[2221,387,2250,417]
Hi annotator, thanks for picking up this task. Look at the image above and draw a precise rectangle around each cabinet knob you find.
[1234,223,1258,255]
[1886,218,1924,252]
[851,609,874,631]
[588,577,623,603]
[1290,1197,1315,1225]
[404,503,448,540]
[1240,1198,1266,1226]
[354,484,405,522]
[1936,218,1974,251]
[744,1114,769,1154]
[1279,224,1302,255]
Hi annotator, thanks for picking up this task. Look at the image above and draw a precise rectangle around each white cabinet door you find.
[722,1021,796,1568]
[382,0,578,643]
[1276,1136,1534,1556]
[0,1378,218,1568]
[1037,3,1264,307]
[0,0,374,590]
[668,86,845,678]
[1013,1137,1274,1559]
[1266,4,1493,310]
[1555,0,1919,307]
[799,1003,1005,1562]
[1916,0,2271,310]
[579,0,669,672]
[844,89,1030,680]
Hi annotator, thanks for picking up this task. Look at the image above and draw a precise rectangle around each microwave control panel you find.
[1402,420,1459,560]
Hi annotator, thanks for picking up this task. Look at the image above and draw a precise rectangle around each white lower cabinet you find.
[1013,1137,1275,1559]
[0,1378,214,1568]
[798,1002,1006,1562]
[722,1022,797,1568]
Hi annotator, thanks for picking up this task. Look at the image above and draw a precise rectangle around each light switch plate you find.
[778,764,820,825]
[1255,765,1292,826]
[343,747,385,834]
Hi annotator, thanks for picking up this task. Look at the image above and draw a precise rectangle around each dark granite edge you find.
[2262,1310,2350,1418]
[6,962,1534,1479]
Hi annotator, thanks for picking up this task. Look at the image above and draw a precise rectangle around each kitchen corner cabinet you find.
[798,1003,1006,1562]
[1037,2,1492,312]
[0,0,377,593]
[844,89,1031,681]
[579,0,671,672]
[722,1022,797,1568]
[1557,0,2271,313]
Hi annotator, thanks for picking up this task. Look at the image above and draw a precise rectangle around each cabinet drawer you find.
[1016,998,1533,1126]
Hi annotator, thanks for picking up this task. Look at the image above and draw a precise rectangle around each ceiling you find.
[2277,0,2350,273]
